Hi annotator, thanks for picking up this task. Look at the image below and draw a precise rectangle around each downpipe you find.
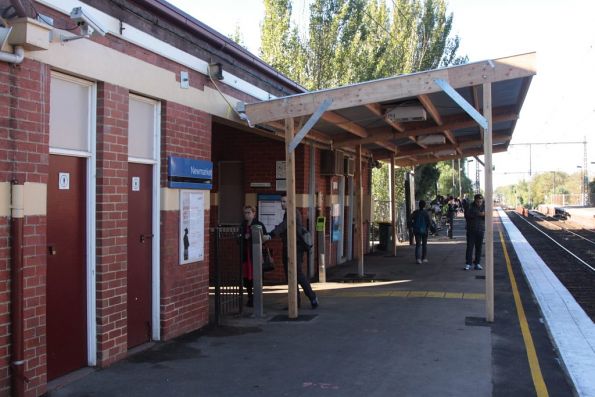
[2,0,26,65]
[11,181,26,397]
[0,46,24,65]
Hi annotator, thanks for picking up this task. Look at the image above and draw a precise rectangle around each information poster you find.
[180,190,205,264]
[257,194,285,234]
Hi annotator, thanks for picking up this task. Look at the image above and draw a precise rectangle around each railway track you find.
[505,211,595,322]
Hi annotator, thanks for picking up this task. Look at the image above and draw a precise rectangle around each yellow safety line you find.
[498,229,549,397]
[328,290,484,300]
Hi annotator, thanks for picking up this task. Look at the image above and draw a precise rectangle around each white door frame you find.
[128,94,161,341]
[49,72,97,366]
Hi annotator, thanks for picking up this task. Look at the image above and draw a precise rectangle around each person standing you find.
[270,195,319,309]
[409,200,431,264]
[240,205,267,307]
[446,196,458,239]
[465,194,485,270]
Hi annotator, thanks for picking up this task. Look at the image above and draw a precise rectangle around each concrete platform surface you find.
[48,215,573,397]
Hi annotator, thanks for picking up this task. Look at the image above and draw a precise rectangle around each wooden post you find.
[355,145,364,276]
[285,118,298,319]
[483,83,494,322]
[390,154,397,256]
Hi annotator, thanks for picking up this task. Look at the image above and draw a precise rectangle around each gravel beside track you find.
[506,210,595,322]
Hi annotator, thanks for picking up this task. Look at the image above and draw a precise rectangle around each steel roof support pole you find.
[285,118,299,319]
[355,145,365,276]
[483,82,495,323]
[390,154,397,256]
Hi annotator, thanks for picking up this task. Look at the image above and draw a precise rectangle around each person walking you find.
[409,200,432,264]
[270,195,319,309]
[240,205,267,307]
[446,196,458,239]
[465,194,485,270]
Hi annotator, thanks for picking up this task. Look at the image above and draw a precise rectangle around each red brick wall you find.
[95,83,129,367]
[160,102,211,340]
[0,59,50,397]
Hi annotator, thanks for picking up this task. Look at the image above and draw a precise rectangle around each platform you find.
[48,212,583,397]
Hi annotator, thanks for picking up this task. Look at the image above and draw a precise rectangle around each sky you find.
[167,0,595,189]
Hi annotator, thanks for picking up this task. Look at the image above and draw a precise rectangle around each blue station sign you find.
[168,156,213,190]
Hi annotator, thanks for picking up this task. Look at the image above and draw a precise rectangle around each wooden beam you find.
[269,120,332,145]
[396,145,507,166]
[244,53,536,124]
[418,94,461,154]
[472,85,483,141]
[374,141,398,153]
[321,112,368,138]
[484,82,494,323]
[285,118,298,319]
[335,110,519,148]
[355,145,364,276]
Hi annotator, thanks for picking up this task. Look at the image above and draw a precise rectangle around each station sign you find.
[167,156,213,190]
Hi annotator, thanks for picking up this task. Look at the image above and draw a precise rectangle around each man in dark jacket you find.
[270,195,319,309]
[465,194,485,270]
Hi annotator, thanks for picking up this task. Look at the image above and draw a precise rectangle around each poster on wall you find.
[257,194,285,234]
[180,190,205,264]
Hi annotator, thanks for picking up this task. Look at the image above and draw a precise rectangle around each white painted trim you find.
[128,157,158,165]
[151,102,161,341]
[86,83,97,367]
[48,148,92,157]
[38,0,277,101]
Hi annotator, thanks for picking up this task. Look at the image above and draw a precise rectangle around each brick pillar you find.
[95,82,129,367]
[159,102,210,340]
[0,59,50,397]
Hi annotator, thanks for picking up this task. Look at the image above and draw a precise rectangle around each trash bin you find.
[378,222,393,251]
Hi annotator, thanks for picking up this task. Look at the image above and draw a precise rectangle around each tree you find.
[414,163,440,200]
[260,0,467,90]
[229,23,247,48]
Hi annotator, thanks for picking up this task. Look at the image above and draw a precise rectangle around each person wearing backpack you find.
[409,200,432,264]
[270,195,319,309]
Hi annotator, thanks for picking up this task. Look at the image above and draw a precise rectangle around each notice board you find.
[257,194,284,234]
[180,190,205,264]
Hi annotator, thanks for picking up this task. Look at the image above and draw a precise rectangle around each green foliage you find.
[229,24,247,48]
[495,171,584,208]
[414,163,439,200]
[436,159,473,198]
[260,0,467,90]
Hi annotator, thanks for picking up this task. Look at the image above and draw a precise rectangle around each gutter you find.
[137,0,308,95]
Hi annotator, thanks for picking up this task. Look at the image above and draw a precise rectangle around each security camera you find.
[70,7,107,37]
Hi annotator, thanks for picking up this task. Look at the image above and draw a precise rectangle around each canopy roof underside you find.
[242,52,536,166]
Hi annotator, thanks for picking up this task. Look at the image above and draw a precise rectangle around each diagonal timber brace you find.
[434,79,488,130]
[288,99,333,153]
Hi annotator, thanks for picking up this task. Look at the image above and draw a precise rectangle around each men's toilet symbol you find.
[132,176,140,191]
[58,172,70,190]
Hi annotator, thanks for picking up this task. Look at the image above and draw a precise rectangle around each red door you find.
[127,163,153,348]
[47,155,87,380]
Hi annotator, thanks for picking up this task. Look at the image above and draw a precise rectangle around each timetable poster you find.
[180,190,205,264]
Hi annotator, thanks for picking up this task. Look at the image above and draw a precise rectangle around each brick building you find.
[0,0,372,395]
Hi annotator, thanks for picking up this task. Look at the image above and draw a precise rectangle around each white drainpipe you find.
[0,46,24,64]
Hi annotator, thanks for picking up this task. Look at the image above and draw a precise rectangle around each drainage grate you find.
[465,316,491,327]
[269,314,318,322]
[475,275,486,280]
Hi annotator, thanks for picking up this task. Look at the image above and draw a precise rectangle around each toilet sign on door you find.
[58,172,70,190]
[132,177,140,192]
